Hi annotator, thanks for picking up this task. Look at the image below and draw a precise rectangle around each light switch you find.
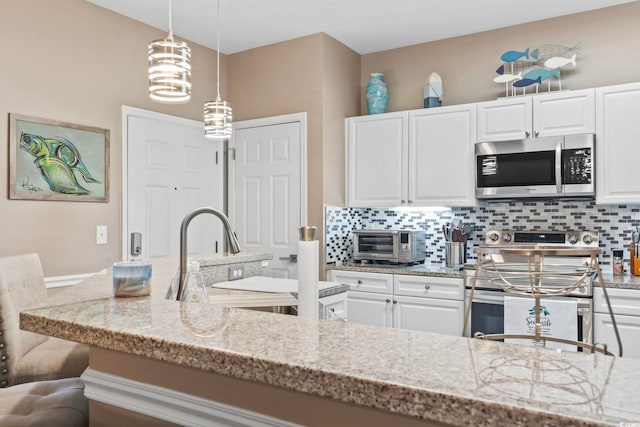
[96,225,107,245]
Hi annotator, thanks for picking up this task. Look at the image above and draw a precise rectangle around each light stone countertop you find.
[327,263,640,290]
[20,255,640,427]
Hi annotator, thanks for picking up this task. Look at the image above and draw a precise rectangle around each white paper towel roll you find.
[297,240,319,318]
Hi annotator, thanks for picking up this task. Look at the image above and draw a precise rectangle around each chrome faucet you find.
[176,206,241,301]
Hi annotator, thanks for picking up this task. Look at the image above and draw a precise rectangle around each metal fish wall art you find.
[495,43,580,97]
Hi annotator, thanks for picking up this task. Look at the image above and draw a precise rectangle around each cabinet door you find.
[533,88,595,137]
[594,312,640,359]
[477,97,532,142]
[595,82,640,204]
[393,295,464,336]
[346,291,392,328]
[393,275,464,301]
[346,112,408,207]
[329,270,393,294]
[408,104,477,207]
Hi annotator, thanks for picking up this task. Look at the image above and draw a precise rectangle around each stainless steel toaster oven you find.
[353,229,426,264]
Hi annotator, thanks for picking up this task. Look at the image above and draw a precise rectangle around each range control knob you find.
[502,233,512,243]
[489,233,500,242]
[583,234,594,245]
[568,234,579,245]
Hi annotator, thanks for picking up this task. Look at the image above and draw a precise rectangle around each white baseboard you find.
[81,368,300,427]
[45,269,107,289]
[45,273,93,289]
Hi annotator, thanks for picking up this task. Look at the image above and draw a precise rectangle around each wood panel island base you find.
[19,256,640,427]
[85,348,445,427]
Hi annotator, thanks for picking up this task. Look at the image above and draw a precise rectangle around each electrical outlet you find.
[96,225,107,245]
[228,264,244,280]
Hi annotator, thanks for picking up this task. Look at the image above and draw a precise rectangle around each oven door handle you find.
[555,141,563,194]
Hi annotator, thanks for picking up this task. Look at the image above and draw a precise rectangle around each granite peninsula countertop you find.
[21,255,640,426]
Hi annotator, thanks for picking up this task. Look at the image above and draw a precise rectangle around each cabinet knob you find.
[393,300,397,304]
[357,280,363,285]
[386,299,391,303]
[408,200,413,204]
[534,130,539,137]
[401,200,406,204]
[525,131,531,137]
[424,285,431,290]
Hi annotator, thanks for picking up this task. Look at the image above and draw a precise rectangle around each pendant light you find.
[204,0,232,139]
[148,0,191,104]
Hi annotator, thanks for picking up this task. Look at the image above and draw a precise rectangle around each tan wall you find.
[361,2,640,112]
[0,0,224,276]
[322,35,361,208]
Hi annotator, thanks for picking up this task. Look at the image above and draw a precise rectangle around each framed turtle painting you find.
[8,113,109,202]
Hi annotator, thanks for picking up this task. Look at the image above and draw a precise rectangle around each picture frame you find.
[8,113,109,202]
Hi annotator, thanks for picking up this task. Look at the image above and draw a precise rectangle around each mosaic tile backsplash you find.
[325,200,640,268]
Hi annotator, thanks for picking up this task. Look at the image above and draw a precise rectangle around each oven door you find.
[464,289,505,338]
[464,289,593,351]
[475,136,562,199]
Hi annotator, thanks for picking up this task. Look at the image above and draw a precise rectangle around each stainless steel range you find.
[465,229,599,297]
[463,229,600,350]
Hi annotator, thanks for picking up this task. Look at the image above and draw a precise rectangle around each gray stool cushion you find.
[0,253,89,387]
[0,377,88,426]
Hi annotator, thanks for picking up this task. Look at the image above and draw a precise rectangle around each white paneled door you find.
[125,108,223,260]
[231,117,304,278]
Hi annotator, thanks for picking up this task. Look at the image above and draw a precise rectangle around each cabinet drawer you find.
[329,270,393,294]
[594,287,640,317]
[393,275,464,300]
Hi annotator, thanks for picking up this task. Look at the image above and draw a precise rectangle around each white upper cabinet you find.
[477,89,595,142]
[346,112,407,207]
[533,89,595,137]
[346,104,477,208]
[595,82,640,204]
[477,97,532,142]
[408,104,477,207]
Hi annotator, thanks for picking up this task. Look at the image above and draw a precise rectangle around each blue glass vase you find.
[366,73,388,114]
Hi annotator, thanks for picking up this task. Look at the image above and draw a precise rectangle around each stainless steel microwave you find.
[353,229,426,264]
[475,134,594,199]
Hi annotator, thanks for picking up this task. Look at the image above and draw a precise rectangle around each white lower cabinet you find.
[331,270,464,336]
[346,291,392,328]
[593,287,640,359]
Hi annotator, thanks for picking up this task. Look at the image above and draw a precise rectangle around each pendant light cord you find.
[168,0,173,37]
[216,0,221,101]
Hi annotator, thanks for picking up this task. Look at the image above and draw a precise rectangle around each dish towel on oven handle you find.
[504,295,578,351]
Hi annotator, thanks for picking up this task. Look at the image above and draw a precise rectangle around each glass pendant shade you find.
[148,31,191,104]
[204,98,233,139]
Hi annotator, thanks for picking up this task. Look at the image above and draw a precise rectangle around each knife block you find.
[631,244,640,276]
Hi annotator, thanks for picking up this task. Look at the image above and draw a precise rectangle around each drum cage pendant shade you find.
[204,98,233,139]
[148,0,191,104]
[204,0,232,139]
